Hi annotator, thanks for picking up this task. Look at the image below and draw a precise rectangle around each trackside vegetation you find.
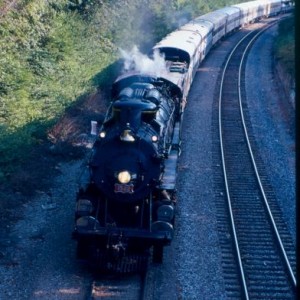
[0,0,294,185]
[0,0,245,181]
[274,15,295,78]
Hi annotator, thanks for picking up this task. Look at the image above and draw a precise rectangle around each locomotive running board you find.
[171,122,181,151]
[160,122,181,190]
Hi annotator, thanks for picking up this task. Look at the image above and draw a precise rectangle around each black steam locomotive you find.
[73,72,184,271]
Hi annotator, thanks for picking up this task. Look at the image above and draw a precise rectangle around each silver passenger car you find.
[233,0,265,26]
[180,21,213,61]
[152,27,204,102]
[264,0,282,16]
[215,6,241,34]
[194,11,228,45]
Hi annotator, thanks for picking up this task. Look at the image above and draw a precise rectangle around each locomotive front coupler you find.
[107,232,128,260]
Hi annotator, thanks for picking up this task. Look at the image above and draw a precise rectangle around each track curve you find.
[217,19,296,299]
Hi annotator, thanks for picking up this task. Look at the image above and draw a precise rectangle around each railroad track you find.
[214,19,296,299]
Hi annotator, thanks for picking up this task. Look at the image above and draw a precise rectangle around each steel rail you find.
[218,29,253,300]
[238,23,297,289]
[219,19,296,299]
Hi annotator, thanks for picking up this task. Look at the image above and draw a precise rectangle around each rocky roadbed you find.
[0,20,295,299]
[0,161,93,299]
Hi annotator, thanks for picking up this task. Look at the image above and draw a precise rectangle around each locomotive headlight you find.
[99,131,106,138]
[151,135,158,142]
[117,170,131,184]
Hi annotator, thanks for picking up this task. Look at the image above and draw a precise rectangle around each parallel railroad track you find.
[215,19,296,299]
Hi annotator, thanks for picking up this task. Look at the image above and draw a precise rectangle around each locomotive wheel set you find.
[72,0,289,272]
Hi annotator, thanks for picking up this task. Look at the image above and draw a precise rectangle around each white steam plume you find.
[119,46,167,77]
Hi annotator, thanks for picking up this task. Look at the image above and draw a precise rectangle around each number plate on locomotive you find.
[114,183,134,194]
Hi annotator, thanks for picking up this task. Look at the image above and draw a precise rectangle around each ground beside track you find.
[0,20,294,299]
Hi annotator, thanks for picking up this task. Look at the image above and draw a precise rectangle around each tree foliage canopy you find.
[0,0,294,178]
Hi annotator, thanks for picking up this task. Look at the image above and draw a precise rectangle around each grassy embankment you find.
[0,0,178,185]
[0,0,242,186]
[274,15,295,79]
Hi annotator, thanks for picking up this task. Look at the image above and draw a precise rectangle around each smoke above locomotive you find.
[120,46,169,76]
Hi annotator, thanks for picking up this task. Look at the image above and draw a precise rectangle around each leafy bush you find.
[0,0,116,175]
[274,15,295,77]
[0,0,245,180]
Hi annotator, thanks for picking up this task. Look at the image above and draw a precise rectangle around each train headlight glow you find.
[151,135,158,142]
[117,171,131,184]
[99,131,106,138]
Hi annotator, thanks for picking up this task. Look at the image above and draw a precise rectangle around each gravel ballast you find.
[0,19,294,300]
[245,22,295,243]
